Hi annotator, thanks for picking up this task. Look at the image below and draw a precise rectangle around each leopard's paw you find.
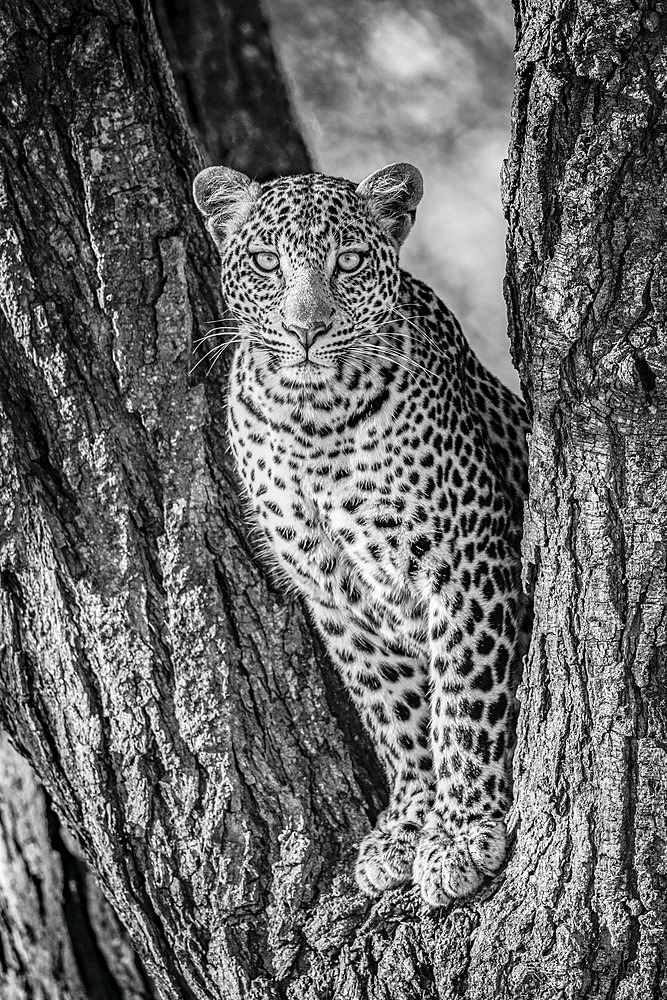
[413,817,507,907]
[355,822,419,896]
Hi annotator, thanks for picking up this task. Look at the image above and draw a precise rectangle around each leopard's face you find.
[219,175,401,386]
[194,163,423,394]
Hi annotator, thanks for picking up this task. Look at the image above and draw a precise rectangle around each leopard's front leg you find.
[352,691,433,897]
[414,553,521,906]
[312,604,434,894]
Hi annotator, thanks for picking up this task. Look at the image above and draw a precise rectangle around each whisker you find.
[193,332,242,347]
[192,333,264,353]
[192,331,263,348]
[342,328,421,363]
[373,342,439,378]
[205,310,238,325]
[390,307,443,354]
[343,352,385,380]
[189,336,249,375]
[369,335,440,379]
[203,334,269,376]
[346,346,423,385]
[364,304,433,323]
[206,345,229,378]
[382,321,442,359]
[355,308,443,356]
[348,337,439,380]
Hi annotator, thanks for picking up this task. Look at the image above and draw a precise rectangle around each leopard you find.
[193,161,529,907]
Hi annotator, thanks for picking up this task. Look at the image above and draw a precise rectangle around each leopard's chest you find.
[232,415,420,608]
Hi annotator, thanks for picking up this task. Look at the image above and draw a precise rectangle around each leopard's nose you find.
[284,321,332,350]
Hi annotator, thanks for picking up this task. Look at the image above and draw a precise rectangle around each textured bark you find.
[0,4,314,996]
[152,0,312,178]
[489,2,667,996]
[0,733,156,1000]
[1,0,666,998]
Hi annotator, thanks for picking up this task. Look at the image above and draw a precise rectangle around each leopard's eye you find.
[251,251,280,273]
[336,251,365,274]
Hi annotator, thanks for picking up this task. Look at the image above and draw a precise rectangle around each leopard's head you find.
[193,164,422,388]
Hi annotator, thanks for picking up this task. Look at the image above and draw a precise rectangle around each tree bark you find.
[0,4,313,997]
[0,733,157,1000]
[1,1,666,999]
[152,0,312,178]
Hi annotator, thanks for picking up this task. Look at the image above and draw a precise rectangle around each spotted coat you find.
[193,163,530,906]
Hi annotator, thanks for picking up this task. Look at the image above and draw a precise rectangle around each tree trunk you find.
[0,732,157,1000]
[0,4,314,997]
[487,2,667,995]
[152,0,312,177]
[1,1,665,999]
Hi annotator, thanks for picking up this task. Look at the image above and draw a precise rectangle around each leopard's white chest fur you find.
[228,368,429,651]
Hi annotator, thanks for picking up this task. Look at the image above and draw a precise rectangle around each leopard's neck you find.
[229,273,463,442]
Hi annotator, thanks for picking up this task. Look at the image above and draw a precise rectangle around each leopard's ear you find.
[356,162,423,247]
[193,166,261,250]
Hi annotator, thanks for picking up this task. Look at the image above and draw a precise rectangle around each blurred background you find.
[266,0,518,390]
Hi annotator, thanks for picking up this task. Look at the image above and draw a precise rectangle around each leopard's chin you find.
[278,359,336,385]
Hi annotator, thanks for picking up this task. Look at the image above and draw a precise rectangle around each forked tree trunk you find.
[0,4,317,998]
[0,1,665,999]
